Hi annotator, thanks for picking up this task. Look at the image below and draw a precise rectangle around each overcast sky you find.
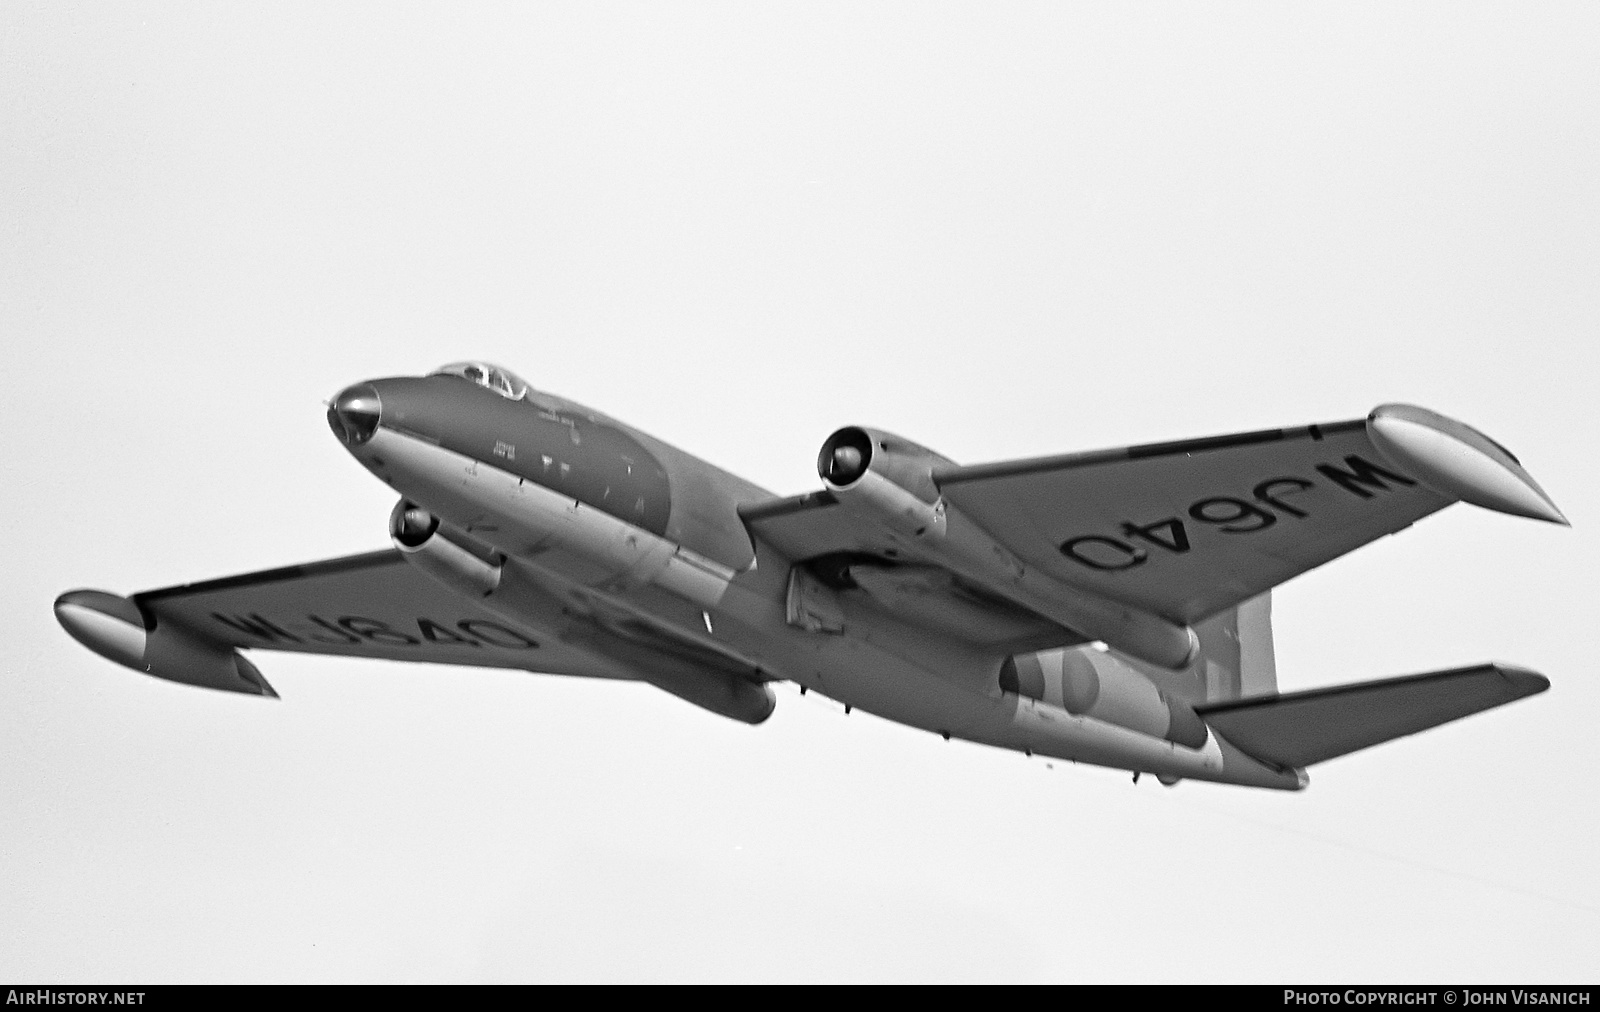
[3,3,1597,983]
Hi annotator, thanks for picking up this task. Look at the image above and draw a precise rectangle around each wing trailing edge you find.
[1194,663,1549,768]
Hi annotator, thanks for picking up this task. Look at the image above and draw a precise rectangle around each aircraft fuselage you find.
[326,366,1305,790]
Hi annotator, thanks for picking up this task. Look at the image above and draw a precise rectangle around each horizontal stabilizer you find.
[1194,664,1549,768]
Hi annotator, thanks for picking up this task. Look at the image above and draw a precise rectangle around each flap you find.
[1194,663,1549,768]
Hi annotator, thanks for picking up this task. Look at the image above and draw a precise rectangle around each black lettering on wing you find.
[1254,477,1315,518]
[305,615,362,645]
[1316,455,1417,499]
[1058,461,1382,575]
[212,613,302,644]
[418,618,480,646]
[458,620,539,648]
[1120,517,1190,554]
[338,616,420,646]
[1189,497,1277,533]
[1059,535,1147,571]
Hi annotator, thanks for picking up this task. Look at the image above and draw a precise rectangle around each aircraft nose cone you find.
[327,383,382,446]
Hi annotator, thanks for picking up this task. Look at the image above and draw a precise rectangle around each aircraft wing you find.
[129,550,622,679]
[1194,663,1550,767]
[66,547,774,721]
[746,406,1562,626]
[932,417,1450,623]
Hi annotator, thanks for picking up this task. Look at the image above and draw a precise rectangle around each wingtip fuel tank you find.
[54,590,278,697]
[1367,404,1567,525]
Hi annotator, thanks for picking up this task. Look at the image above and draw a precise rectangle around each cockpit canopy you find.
[431,361,529,400]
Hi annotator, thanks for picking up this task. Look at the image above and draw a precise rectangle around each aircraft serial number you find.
[209,612,539,649]
[1058,453,1417,571]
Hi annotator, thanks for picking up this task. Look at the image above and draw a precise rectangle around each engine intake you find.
[819,427,875,486]
[389,501,501,597]
[391,501,440,548]
[817,426,952,539]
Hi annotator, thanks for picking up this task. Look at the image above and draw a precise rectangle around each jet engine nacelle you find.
[54,590,277,696]
[816,427,1201,671]
[390,502,776,725]
[390,500,503,598]
[818,426,954,539]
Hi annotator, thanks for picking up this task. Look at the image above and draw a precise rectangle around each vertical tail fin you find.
[1196,591,1277,702]
[1125,592,1276,704]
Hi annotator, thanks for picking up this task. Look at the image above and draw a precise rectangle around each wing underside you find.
[133,550,624,680]
[934,419,1458,623]
[747,416,1462,626]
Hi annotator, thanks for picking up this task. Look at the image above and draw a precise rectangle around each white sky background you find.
[3,2,1597,983]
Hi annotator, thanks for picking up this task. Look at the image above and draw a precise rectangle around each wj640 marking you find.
[1059,454,1417,571]
[210,612,540,649]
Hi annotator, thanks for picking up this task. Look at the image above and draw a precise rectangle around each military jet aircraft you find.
[55,362,1566,790]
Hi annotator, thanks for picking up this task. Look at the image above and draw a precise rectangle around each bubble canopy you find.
[430,361,529,400]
